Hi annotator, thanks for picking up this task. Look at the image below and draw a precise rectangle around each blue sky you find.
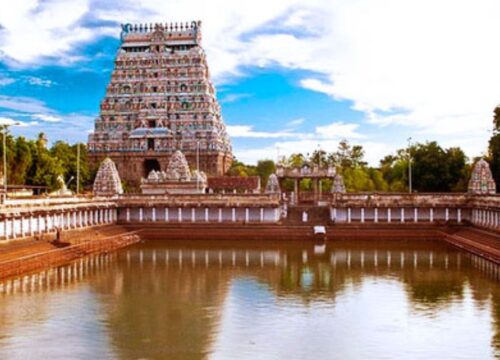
[0,0,499,165]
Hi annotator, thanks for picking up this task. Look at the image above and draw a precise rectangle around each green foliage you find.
[494,106,500,131]
[488,133,500,189]
[256,160,276,187]
[226,158,276,187]
[0,132,92,191]
[226,158,257,177]
[380,141,469,192]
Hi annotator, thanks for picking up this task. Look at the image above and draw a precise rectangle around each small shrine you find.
[140,150,207,194]
[265,174,281,194]
[331,174,346,193]
[93,158,124,197]
[468,159,496,195]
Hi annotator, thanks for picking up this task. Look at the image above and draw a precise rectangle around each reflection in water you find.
[0,239,498,359]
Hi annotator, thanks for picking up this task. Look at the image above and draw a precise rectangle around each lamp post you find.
[196,140,200,193]
[76,143,80,195]
[407,137,412,194]
[317,144,322,199]
[1,123,19,197]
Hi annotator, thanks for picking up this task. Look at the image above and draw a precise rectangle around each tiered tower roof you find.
[88,21,232,179]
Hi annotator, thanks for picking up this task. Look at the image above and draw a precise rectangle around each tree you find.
[226,158,256,177]
[489,106,500,190]
[409,141,468,192]
[10,137,32,185]
[256,160,276,187]
[489,133,500,189]
[286,153,305,168]
[330,139,367,168]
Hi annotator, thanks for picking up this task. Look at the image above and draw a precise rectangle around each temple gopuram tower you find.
[88,21,232,186]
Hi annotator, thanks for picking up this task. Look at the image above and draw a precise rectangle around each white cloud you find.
[0,0,94,66]
[227,120,364,141]
[0,0,498,160]
[219,93,252,104]
[0,117,37,127]
[226,125,298,139]
[229,120,370,164]
[0,95,51,113]
[0,75,15,86]
[234,139,391,166]
[286,118,304,128]
[23,76,55,87]
[315,122,364,139]
[31,113,62,122]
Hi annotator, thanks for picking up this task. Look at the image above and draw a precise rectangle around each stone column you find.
[205,208,209,222]
[37,215,42,234]
[191,208,196,223]
[294,179,299,205]
[11,217,16,239]
[387,208,392,223]
[312,178,318,205]
[29,215,34,236]
[218,208,222,223]
[430,208,434,222]
[445,208,449,222]
[20,216,25,238]
[178,208,182,222]
[165,208,169,222]
[374,208,378,223]
[260,208,264,222]
[332,207,337,221]
[126,208,130,222]
[401,208,405,223]
[231,208,236,222]
[45,214,50,232]
[414,208,418,223]
[457,208,462,224]
[139,208,143,222]
[3,217,8,240]
[245,208,249,223]
[152,207,156,222]
[347,208,351,223]
[361,208,365,223]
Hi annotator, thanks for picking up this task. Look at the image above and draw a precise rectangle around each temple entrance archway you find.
[143,159,161,177]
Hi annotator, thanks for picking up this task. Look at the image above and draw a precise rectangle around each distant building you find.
[88,22,233,187]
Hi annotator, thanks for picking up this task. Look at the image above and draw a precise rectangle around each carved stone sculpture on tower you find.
[468,159,496,195]
[93,158,124,197]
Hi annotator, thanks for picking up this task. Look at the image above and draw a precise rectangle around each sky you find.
[0,0,499,165]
